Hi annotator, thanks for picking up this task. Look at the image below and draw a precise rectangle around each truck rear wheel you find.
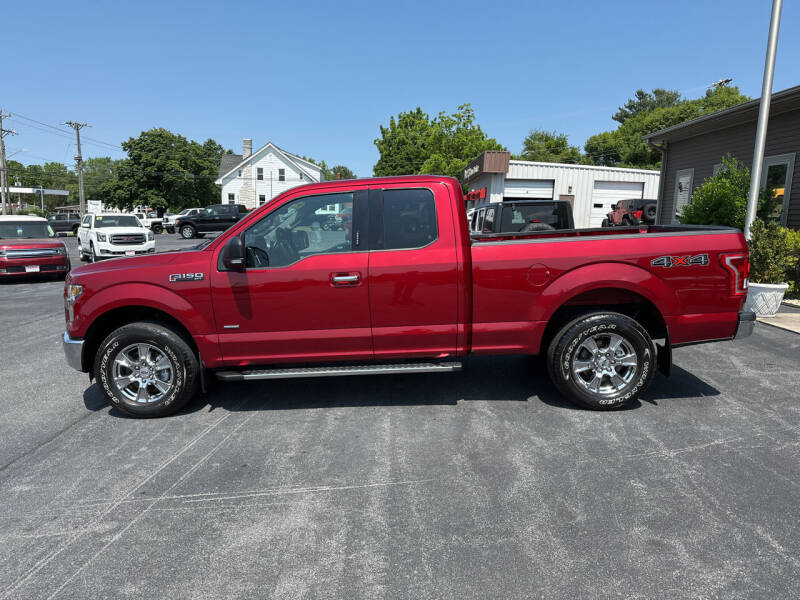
[94,322,200,417]
[546,312,655,410]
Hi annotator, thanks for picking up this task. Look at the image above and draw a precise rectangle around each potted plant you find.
[745,219,798,317]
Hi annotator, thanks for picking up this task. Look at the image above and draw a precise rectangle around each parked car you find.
[76,213,155,262]
[469,200,574,234]
[173,203,248,239]
[133,211,164,234]
[163,208,201,234]
[62,176,754,418]
[47,213,82,236]
[0,216,70,278]
[602,199,658,227]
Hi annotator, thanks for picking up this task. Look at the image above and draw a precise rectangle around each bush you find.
[679,155,777,230]
[748,220,799,284]
[19,207,47,218]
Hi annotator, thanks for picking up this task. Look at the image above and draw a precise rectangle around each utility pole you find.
[744,0,783,240]
[63,120,89,215]
[0,110,18,216]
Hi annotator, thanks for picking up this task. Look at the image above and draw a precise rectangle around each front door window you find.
[243,192,354,268]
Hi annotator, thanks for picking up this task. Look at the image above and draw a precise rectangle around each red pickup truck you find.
[62,176,754,417]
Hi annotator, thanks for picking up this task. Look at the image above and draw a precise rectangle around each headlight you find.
[147,230,155,241]
[67,284,83,302]
[56,246,66,255]
[96,232,107,242]
[66,283,83,323]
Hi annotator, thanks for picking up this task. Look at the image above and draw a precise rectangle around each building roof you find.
[215,142,322,184]
[219,153,243,177]
[643,84,800,145]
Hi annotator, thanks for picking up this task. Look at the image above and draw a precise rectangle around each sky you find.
[3,0,800,179]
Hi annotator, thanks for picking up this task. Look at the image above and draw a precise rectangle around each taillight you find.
[721,253,749,296]
[634,210,643,219]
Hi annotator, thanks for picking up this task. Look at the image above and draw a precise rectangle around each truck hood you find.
[0,238,66,250]
[70,249,200,278]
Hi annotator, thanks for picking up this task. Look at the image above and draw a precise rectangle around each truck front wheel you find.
[180,225,196,239]
[546,312,655,410]
[94,322,200,417]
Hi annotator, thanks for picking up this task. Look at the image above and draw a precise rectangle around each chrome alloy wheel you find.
[571,333,638,396]
[112,343,175,403]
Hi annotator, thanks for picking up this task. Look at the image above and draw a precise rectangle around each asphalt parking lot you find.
[1,236,799,599]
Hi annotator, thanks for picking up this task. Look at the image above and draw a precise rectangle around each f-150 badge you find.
[169,273,204,282]
[651,254,709,268]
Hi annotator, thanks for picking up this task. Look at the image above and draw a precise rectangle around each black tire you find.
[601,218,610,228]
[622,216,632,226]
[166,227,175,234]
[644,204,657,222]
[72,225,79,236]
[546,312,655,410]
[153,224,163,234]
[90,242,97,262]
[180,224,196,239]
[78,240,88,262]
[94,321,200,417]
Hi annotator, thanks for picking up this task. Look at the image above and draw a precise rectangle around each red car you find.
[603,198,658,227]
[62,176,753,417]
[0,216,70,278]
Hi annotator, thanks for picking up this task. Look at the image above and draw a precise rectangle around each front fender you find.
[71,281,215,339]
[534,262,681,323]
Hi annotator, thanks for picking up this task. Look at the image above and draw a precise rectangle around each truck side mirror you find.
[223,235,246,271]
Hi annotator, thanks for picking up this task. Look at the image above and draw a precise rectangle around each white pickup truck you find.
[77,213,155,261]
[133,211,164,234]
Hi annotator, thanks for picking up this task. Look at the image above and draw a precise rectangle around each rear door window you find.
[379,188,437,250]
[483,207,495,233]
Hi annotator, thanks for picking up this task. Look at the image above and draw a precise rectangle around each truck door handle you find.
[331,273,360,286]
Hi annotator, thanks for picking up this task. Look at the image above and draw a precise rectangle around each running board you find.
[215,361,462,382]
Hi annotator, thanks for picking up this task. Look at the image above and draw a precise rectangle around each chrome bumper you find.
[62,331,86,372]
[734,310,756,340]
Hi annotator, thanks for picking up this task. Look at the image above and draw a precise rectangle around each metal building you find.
[462,151,661,228]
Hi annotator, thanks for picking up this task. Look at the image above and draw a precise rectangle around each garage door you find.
[504,179,554,199]
[590,181,644,227]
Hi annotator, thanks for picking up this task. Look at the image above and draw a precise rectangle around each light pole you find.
[744,0,783,240]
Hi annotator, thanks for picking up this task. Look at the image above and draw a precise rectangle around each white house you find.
[215,139,324,209]
[463,151,661,228]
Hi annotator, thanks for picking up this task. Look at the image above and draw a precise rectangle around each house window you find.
[672,168,694,223]
[257,168,263,181]
[761,153,796,226]
[278,168,285,182]
[259,194,266,205]
[228,193,235,203]
[712,163,723,176]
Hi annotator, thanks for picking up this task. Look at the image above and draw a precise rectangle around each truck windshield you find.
[94,215,141,228]
[0,221,55,239]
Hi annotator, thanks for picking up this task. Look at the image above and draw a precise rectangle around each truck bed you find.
[471,224,740,244]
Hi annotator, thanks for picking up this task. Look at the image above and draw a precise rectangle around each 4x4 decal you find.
[651,254,709,268]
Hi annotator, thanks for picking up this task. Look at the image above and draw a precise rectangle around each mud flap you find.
[656,340,671,376]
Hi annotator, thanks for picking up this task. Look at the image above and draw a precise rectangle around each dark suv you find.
[469,200,574,234]
[174,204,249,238]
[47,213,82,236]
[603,199,657,227]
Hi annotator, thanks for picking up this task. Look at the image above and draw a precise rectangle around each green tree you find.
[585,86,751,169]
[679,155,776,230]
[101,128,225,212]
[374,104,504,185]
[612,88,682,123]
[328,165,356,180]
[515,129,582,163]
[83,157,118,200]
